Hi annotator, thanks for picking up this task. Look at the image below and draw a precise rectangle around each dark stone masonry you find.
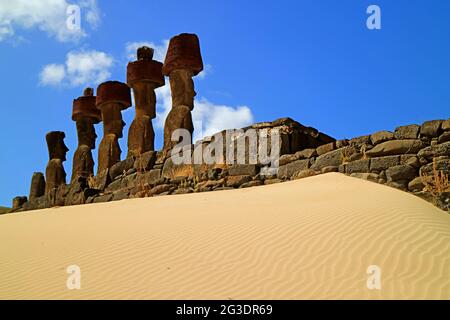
[7,34,450,213]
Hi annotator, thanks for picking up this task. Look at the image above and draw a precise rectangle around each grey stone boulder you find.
[420,120,443,137]
[350,173,379,183]
[366,140,427,157]
[442,119,450,131]
[370,156,400,172]
[310,148,346,171]
[345,159,370,174]
[438,131,450,144]
[226,175,252,188]
[228,164,258,176]
[134,151,156,172]
[110,157,135,181]
[386,165,417,182]
[417,142,450,160]
[370,131,394,145]
[277,159,310,179]
[316,142,336,156]
[394,124,420,139]
[408,177,426,192]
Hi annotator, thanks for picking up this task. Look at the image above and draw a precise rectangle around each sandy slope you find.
[0,173,449,300]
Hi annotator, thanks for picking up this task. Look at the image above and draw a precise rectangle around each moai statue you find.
[162,33,203,151]
[126,47,165,158]
[45,131,69,195]
[29,172,45,202]
[71,88,102,183]
[96,81,131,174]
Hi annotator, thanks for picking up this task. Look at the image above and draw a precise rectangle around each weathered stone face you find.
[46,131,69,162]
[169,69,196,110]
[45,159,66,195]
[127,115,154,158]
[71,145,94,183]
[76,118,97,149]
[101,103,126,138]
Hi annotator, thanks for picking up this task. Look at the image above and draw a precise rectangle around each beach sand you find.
[1,173,449,300]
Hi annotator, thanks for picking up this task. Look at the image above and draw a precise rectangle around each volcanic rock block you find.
[366,140,427,157]
[394,124,420,140]
[134,151,157,172]
[226,175,252,188]
[29,172,45,202]
[109,157,135,181]
[417,142,450,160]
[442,119,450,131]
[228,164,258,176]
[310,148,346,171]
[386,165,417,183]
[420,120,443,138]
[277,159,310,179]
[316,142,336,156]
[370,131,394,145]
[438,132,450,144]
[345,159,370,174]
[162,33,203,76]
[370,156,400,172]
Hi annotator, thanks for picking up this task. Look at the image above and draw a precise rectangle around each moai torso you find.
[71,88,101,183]
[45,131,68,195]
[127,47,165,158]
[95,81,131,174]
[162,34,203,152]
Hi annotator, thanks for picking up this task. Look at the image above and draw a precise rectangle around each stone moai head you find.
[162,33,203,111]
[72,87,102,149]
[96,81,131,138]
[46,131,69,162]
[127,46,165,118]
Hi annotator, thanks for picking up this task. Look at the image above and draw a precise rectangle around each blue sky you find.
[0,0,449,206]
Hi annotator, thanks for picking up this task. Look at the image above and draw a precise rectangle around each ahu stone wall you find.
[10,118,450,213]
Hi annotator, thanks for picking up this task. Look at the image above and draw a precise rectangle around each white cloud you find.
[39,50,113,87]
[39,64,66,86]
[0,0,100,43]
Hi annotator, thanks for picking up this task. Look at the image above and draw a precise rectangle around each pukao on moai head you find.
[71,87,102,182]
[162,33,203,151]
[45,131,69,195]
[96,81,131,173]
[126,46,165,157]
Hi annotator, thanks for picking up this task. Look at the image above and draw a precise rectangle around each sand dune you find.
[0,173,449,300]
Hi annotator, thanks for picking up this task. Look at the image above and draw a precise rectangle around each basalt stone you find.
[292,169,317,180]
[438,131,450,144]
[134,151,157,172]
[150,184,173,196]
[64,177,87,206]
[316,142,336,156]
[121,172,138,189]
[366,140,427,157]
[84,188,100,199]
[370,156,400,172]
[370,131,394,145]
[162,157,195,180]
[386,165,417,182]
[336,139,349,149]
[196,179,225,191]
[207,168,223,180]
[228,164,258,176]
[172,188,194,195]
[310,148,346,171]
[420,120,443,137]
[278,154,298,166]
[23,196,47,211]
[321,166,339,174]
[442,119,450,131]
[345,159,370,174]
[264,178,282,185]
[350,173,379,183]
[136,169,162,187]
[394,124,420,140]
[110,157,135,181]
[47,184,68,207]
[226,175,252,188]
[296,148,317,159]
[92,169,110,191]
[240,180,263,188]
[417,142,450,160]
[112,190,130,201]
[408,177,426,192]
[105,179,123,193]
[29,172,45,202]
[419,158,450,176]
[277,159,310,179]
[12,196,27,210]
[386,181,408,191]
[349,135,371,147]
[93,194,113,203]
